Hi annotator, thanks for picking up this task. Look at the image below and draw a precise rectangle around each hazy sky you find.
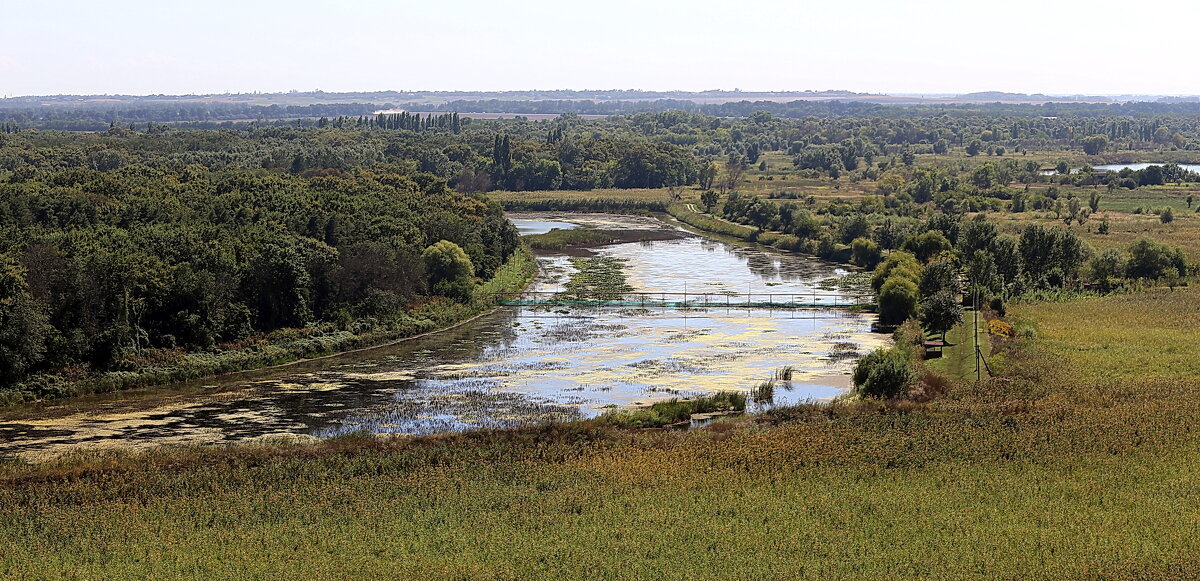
[3,0,1197,96]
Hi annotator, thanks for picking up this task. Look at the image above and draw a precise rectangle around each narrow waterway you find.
[0,213,885,460]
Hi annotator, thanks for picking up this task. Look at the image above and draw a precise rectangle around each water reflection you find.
[0,214,882,459]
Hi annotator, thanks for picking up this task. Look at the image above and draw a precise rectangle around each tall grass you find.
[500,198,667,213]
[3,283,1200,578]
[751,380,776,404]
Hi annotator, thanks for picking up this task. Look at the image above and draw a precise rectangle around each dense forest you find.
[0,130,524,398]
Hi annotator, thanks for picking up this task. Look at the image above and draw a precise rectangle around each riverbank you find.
[667,203,857,265]
[2,213,883,460]
[0,247,539,407]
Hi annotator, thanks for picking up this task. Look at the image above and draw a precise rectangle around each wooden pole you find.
[975,289,981,385]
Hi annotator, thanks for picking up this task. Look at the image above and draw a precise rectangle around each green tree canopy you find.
[878,276,919,327]
[920,290,964,342]
[0,256,50,384]
[903,231,953,263]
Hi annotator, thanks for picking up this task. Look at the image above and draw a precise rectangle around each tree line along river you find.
[0,213,884,460]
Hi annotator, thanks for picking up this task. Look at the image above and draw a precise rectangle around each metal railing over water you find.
[482,291,875,310]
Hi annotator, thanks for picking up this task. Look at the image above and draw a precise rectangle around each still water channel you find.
[1092,163,1200,173]
[0,214,884,460]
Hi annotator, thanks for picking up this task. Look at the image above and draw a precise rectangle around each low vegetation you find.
[523,228,615,250]
[600,391,745,428]
[560,256,634,300]
[3,287,1199,577]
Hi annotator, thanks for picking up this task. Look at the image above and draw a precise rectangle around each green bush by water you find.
[601,392,746,428]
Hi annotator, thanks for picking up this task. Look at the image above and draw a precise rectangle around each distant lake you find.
[1093,163,1200,173]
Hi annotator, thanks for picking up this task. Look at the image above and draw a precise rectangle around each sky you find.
[2,0,1197,97]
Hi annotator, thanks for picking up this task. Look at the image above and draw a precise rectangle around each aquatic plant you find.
[524,228,615,250]
[751,380,776,405]
[561,257,634,301]
[601,391,746,428]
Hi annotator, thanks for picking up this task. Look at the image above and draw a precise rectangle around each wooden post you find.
[975,290,981,385]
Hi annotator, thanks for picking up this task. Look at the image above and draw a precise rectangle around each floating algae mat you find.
[0,213,883,460]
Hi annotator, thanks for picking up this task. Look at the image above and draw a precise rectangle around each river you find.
[0,213,884,460]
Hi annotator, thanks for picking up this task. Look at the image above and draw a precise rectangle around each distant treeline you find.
[3,108,1200,200]
[0,103,383,131]
[422,99,1200,119]
[11,99,1200,131]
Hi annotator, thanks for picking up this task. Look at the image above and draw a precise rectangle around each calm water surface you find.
[1093,163,1200,172]
[0,213,883,459]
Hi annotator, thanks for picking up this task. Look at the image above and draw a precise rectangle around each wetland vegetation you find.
[3,286,1199,578]
[3,96,1200,578]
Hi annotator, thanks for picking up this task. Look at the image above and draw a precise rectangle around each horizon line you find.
[3,88,1199,101]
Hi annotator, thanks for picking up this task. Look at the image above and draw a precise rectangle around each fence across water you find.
[482,290,875,310]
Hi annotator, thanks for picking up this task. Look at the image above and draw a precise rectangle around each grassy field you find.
[991,204,1200,261]
[924,308,991,382]
[3,286,1200,579]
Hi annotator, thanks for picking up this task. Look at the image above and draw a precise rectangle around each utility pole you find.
[974,289,981,385]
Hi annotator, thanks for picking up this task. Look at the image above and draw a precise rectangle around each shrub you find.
[1091,248,1126,291]
[771,235,803,251]
[853,347,916,399]
[989,296,1006,317]
[902,231,953,263]
[1126,238,1186,280]
[988,319,1014,337]
[892,318,925,355]
[757,232,781,247]
[423,240,475,301]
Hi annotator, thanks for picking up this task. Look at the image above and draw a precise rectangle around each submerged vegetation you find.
[560,257,634,300]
